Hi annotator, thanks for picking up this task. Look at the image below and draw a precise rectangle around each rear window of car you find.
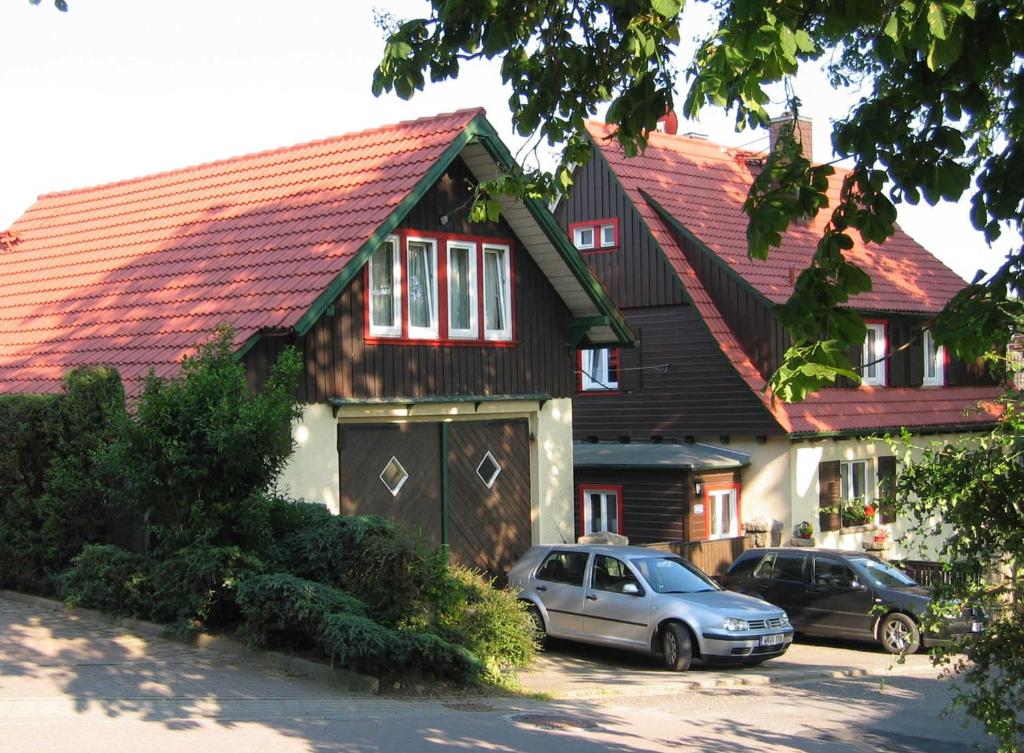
[727,553,760,581]
[753,552,806,582]
[537,550,589,587]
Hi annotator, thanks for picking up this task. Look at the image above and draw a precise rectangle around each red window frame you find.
[702,482,742,541]
[862,318,888,387]
[577,483,625,538]
[576,347,621,394]
[363,228,517,347]
[569,217,620,253]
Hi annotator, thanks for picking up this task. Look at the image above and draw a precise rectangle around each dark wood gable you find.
[556,144,685,309]
[244,157,576,400]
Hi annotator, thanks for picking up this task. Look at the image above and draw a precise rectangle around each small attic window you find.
[570,218,619,253]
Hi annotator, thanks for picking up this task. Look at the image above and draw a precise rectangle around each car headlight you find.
[723,617,749,632]
[778,613,790,627]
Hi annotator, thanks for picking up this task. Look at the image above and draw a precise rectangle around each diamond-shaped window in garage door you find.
[476,451,501,489]
[379,456,409,496]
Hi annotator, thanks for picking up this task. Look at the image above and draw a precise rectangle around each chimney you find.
[768,113,813,162]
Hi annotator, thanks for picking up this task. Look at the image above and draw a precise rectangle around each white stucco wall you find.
[275,402,341,513]
[275,398,575,546]
[726,437,792,542]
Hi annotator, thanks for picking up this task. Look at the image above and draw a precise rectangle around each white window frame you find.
[923,329,945,386]
[600,223,616,248]
[573,226,595,250]
[840,459,878,524]
[482,243,512,341]
[405,236,439,340]
[379,456,409,497]
[582,488,621,535]
[708,488,739,540]
[580,348,618,391]
[367,235,402,338]
[446,240,478,339]
[862,322,887,386]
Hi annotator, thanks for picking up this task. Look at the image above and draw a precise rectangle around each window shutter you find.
[618,329,643,391]
[818,461,842,532]
[877,455,897,524]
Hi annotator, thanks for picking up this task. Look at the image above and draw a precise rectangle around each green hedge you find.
[57,544,151,616]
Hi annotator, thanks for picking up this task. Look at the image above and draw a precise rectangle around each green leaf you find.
[927,1,949,39]
[650,0,683,18]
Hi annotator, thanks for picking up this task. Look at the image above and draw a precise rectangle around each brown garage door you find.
[338,422,443,546]
[447,419,531,579]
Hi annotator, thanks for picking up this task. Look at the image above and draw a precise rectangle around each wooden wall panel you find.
[573,468,688,545]
[573,306,782,440]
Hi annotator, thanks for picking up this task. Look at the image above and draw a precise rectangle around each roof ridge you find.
[36,108,484,204]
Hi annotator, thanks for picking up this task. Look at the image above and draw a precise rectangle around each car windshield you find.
[851,557,918,588]
[631,556,721,594]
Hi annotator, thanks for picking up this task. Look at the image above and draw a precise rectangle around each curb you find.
[519,664,942,700]
[0,589,379,695]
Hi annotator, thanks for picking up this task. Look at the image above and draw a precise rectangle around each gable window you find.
[447,241,478,338]
[368,237,401,337]
[580,348,619,391]
[366,231,514,345]
[579,485,623,536]
[570,218,619,253]
[923,329,945,386]
[483,244,512,340]
[862,321,887,386]
[707,485,740,540]
[573,226,595,250]
[407,237,439,339]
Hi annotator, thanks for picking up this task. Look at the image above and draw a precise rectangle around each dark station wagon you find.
[725,548,986,654]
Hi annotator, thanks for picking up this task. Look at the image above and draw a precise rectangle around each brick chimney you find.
[769,114,813,161]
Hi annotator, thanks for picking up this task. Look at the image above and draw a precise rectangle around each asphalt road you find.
[0,597,995,753]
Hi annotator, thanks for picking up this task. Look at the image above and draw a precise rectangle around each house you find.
[0,108,632,577]
[556,115,1002,563]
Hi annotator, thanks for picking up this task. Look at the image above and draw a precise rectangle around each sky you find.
[0,0,1011,284]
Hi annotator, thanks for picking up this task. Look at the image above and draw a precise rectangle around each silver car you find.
[508,544,794,671]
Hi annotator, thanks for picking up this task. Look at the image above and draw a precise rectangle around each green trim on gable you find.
[467,117,635,348]
[291,126,476,338]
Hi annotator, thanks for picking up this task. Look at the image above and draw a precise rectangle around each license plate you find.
[971,622,984,633]
[760,634,784,647]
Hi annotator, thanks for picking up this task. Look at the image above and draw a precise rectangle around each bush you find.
[433,566,538,683]
[57,544,151,616]
[320,612,481,683]
[236,573,365,649]
[147,543,266,630]
[280,514,446,627]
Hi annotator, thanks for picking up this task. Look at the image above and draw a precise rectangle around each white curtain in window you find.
[408,241,434,329]
[370,243,395,328]
[484,248,507,332]
[450,245,471,331]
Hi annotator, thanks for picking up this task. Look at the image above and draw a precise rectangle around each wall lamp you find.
[693,478,704,498]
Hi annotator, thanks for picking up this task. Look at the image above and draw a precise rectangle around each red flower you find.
[864,505,876,517]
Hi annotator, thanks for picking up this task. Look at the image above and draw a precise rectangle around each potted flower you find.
[795,520,814,539]
[863,526,892,555]
[841,498,874,527]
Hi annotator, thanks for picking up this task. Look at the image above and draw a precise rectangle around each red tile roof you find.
[586,121,1001,434]
[0,109,482,394]
[586,121,967,314]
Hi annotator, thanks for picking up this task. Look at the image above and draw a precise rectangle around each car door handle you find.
[586,594,598,601]
[535,585,547,592]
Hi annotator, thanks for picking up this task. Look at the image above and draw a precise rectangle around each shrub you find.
[281,514,446,627]
[57,544,151,616]
[320,612,480,682]
[236,572,365,649]
[433,565,537,683]
[147,543,266,630]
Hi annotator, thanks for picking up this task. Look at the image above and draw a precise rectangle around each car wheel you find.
[526,604,546,638]
[661,623,693,672]
[880,613,921,655]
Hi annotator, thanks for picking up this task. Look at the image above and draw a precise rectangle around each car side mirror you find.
[850,580,867,591]
[622,582,641,595]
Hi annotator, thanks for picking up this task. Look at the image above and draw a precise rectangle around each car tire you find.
[526,604,546,638]
[661,623,693,672]
[880,613,921,655]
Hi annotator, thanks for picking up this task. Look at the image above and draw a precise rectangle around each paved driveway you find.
[0,596,987,753]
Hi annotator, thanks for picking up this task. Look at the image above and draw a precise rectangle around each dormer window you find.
[923,329,945,386]
[580,348,620,391]
[570,218,619,253]
[862,321,887,386]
